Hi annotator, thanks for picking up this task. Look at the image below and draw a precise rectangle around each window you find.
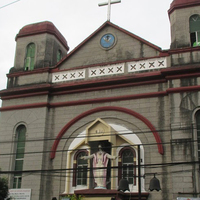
[72,150,88,187]
[13,125,26,188]
[196,111,200,161]
[189,15,200,47]
[24,43,35,71]
[57,50,62,63]
[118,147,136,185]
[77,152,88,185]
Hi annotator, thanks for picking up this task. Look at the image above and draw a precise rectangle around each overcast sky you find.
[0,0,172,102]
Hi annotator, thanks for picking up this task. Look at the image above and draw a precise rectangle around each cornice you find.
[1,64,200,100]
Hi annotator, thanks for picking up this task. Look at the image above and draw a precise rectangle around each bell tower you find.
[168,0,200,49]
[12,21,69,73]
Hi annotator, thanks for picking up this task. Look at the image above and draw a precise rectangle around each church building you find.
[0,0,200,200]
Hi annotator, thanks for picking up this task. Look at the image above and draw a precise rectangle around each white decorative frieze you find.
[128,57,167,73]
[89,63,125,78]
[52,69,85,83]
[51,57,167,83]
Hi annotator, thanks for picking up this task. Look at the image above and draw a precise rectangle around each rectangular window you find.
[13,176,22,189]
[122,164,134,184]
[77,165,87,185]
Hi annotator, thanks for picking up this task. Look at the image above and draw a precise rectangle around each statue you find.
[81,144,117,189]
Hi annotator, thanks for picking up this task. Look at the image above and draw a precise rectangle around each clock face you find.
[100,33,115,49]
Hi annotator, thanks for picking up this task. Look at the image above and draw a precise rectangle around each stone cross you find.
[98,0,121,21]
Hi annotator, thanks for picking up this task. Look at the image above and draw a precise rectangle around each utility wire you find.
[0,138,198,157]
[0,0,21,9]
[0,160,199,175]
[0,125,195,144]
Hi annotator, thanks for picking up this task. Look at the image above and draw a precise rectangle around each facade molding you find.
[2,84,200,111]
[50,106,164,159]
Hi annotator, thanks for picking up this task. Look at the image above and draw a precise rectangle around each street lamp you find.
[149,173,161,191]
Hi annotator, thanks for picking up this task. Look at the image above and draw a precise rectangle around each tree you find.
[0,177,9,200]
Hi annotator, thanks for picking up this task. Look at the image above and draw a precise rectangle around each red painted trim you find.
[165,72,200,80]
[0,75,166,100]
[2,83,200,111]
[1,91,49,100]
[0,79,166,100]
[51,71,163,90]
[3,64,200,100]
[0,83,51,97]
[0,91,167,111]
[168,46,200,54]
[49,91,167,108]
[0,102,48,111]
[168,1,200,15]
[73,150,88,187]
[16,21,69,50]
[74,189,149,199]
[7,67,50,78]
[51,79,166,96]
[54,21,162,69]
[118,147,137,185]
[167,85,200,93]
[50,106,164,159]
[51,55,167,73]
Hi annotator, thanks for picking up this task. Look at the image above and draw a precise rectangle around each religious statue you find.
[81,144,117,189]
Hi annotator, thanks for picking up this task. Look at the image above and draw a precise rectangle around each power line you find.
[0,138,198,157]
[0,0,21,9]
[0,160,199,175]
[0,125,195,144]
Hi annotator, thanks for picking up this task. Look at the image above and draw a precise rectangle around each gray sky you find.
[0,0,172,98]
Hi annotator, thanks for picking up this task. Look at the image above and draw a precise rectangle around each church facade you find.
[0,0,200,200]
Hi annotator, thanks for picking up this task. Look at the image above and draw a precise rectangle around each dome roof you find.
[16,21,69,50]
[169,0,200,14]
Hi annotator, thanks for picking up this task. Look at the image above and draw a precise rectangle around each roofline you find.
[15,21,69,51]
[168,1,200,15]
[54,21,162,69]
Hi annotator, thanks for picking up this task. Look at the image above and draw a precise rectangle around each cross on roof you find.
[98,0,121,21]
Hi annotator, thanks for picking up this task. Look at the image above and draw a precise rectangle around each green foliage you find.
[0,177,9,199]
[61,194,82,200]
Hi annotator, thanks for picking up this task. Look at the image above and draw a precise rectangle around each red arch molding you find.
[50,106,164,159]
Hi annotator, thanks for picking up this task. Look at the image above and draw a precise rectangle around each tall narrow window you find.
[57,50,62,63]
[72,150,88,187]
[118,147,136,185]
[196,111,200,162]
[77,152,88,185]
[13,125,26,188]
[24,43,35,71]
[190,15,200,47]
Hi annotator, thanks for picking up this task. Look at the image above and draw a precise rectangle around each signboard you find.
[177,198,200,200]
[9,189,31,200]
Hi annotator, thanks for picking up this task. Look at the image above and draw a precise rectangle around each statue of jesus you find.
[81,144,117,189]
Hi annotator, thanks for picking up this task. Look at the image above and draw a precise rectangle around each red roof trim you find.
[15,21,69,51]
[54,21,162,69]
[168,0,200,15]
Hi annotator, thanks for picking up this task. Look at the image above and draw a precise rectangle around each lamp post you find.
[138,145,142,200]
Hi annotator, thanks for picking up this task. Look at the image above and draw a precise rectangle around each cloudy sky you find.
[0,0,172,100]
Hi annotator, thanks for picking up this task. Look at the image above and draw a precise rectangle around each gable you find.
[58,22,162,70]
[85,118,116,144]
